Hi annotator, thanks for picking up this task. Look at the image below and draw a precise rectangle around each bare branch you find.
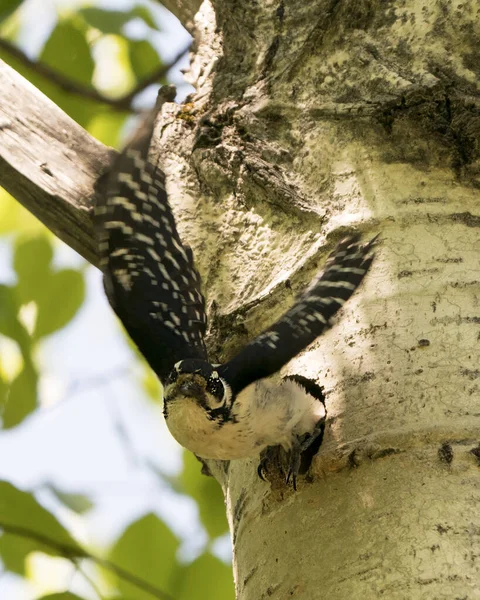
[72,560,106,600]
[0,60,108,266]
[0,39,124,110]
[117,45,190,107]
[0,38,190,112]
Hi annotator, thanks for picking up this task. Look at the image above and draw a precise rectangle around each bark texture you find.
[2,0,480,597]
[154,1,480,598]
[155,0,202,30]
[0,61,112,266]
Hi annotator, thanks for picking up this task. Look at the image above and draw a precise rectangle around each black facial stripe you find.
[204,404,238,424]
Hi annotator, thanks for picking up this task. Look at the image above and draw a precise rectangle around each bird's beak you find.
[179,381,204,397]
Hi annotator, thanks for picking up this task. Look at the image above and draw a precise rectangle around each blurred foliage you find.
[107,513,180,598]
[37,594,86,600]
[181,452,228,539]
[0,0,170,142]
[79,6,161,34]
[0,481,85,574]
[39,17,97,127]
[0,233,85,428]
[45,485,94,515]
[0,0,23,22]
[177,553,235,600]
[0,1,231,599]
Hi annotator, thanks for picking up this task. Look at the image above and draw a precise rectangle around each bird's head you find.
[163,359,233,422]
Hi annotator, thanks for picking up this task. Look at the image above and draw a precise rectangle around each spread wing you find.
[217,235,377,395]
[95,89,208,384]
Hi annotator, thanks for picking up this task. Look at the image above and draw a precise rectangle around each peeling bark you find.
[2,0,480,597]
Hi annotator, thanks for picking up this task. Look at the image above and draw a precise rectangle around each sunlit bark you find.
[157,1,480,597]
[2,0,480,596]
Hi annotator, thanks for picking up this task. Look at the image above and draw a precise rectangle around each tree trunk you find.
[2,0,480,597]
[156,0,480,597]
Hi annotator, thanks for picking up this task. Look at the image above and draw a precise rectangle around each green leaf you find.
[2,362,37,429]
[14,236,53,304]
[181,452,228,538]
[11,237,85,341]
[176,554,235,600]
[0,532,38,575]
[79,6,161,34]
[0,481,84,555]
[37,18,96,127]
[14,235,53,273]
[131,6,161,31]
[0,27,97,128]
[0,285,24,344]
[0,0,24,21]
[36,594,87,600]
[108,513,180,599]
[34,269,85,340]
[0,284,38,427]
[47,485,93,515]
[128,39,161,81]
[79,8,132,35]
[41,19,93,85]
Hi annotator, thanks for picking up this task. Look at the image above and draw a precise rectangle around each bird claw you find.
[257,456,269,481]
[258,417,326,490]
[257,445,283,482]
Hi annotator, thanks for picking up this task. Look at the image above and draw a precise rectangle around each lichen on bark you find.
[153,1,480,597]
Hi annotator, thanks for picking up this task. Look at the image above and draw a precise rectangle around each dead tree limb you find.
[0,60,110,266]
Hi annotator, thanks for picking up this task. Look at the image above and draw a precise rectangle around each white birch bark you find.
[154,0,480,597]
[2,0,479,596]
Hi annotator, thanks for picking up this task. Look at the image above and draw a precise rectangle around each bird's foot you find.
[257,445,284,483]
[286,416,326,490]
[258,416,326,490]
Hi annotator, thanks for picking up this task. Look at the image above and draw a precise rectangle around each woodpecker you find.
[95,91,377,485]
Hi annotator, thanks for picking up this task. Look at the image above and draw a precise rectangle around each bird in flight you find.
[95,91,377,486]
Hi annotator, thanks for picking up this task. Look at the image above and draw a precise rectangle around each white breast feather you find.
[165,377,324,460]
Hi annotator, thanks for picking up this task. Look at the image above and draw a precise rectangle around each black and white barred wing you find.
[217,235,376,395]
[95,98,208,383]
